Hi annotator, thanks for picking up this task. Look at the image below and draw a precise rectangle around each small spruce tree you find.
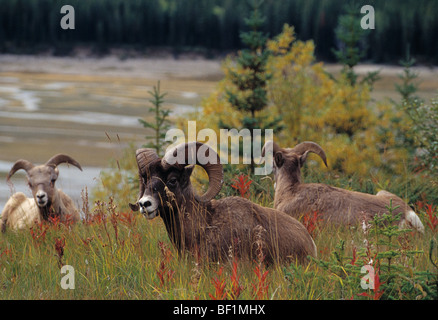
[224,0,282,172]
[395,45,421,104]
[394,47,438,174]
[138,81,171,156]
[332,3,379,88]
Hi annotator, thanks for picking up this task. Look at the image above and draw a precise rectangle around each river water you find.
[0,56,216,214]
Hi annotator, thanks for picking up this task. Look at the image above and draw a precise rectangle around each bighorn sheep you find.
[1,154,82,232]
[262,140,424,233]
[129,142,317,264]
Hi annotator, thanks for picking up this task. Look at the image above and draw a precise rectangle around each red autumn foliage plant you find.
[231,173,253,199]
[302,210,322,237]
[229,258,245,300]
[156,241,175,288]
[54,237,66,268]
[417,201,438,232]
[208,266,227,300]
[29,222,48,245]
[357,267,385,300]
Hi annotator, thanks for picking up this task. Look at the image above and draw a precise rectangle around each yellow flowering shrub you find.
[194,24,409,178]
[266,24,408,177]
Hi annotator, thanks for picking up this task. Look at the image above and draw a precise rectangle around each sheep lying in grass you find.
[1,154,82,232]
[262,140,424,233]
[129,141,317,265]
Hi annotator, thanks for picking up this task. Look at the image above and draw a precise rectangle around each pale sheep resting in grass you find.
[261,140,424,233]
[129,141,317,265]
[1,154,82,232]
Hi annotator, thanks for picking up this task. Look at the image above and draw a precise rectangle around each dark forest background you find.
[1,0,437,63]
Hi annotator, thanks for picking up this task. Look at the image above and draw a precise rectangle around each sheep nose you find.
[139,199,152,209]
[138,196,158,214]
[36,192,46,200]
[35,191,48,206]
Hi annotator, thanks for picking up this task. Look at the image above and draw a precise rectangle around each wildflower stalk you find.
[54,237,66,268]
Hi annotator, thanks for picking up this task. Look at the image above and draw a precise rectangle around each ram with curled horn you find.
[1,154,82,232]
[262,140,424,233]
[129,141,317,265]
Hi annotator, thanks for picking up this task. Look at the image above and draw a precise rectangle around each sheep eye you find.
[167,178,177,187]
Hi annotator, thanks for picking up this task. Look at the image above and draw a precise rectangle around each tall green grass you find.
[0,187,436,300]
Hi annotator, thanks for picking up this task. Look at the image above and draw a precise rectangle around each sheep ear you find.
[129,203,140,212]
[184,164,195,176]
[274,152,284,168]
[181,165,195,187]
[299,151,309,167]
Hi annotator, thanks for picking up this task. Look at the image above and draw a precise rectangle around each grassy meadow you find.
[0,188,436,300]
[0,55,437,300]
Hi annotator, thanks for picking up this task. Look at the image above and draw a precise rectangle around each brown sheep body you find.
[129,142,317,265]
[262,140,424,233]
[1,154,82,232]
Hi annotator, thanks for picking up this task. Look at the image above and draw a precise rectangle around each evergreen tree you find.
[395,45,421,104]
[138,81,172,156]
[332,3,379,88]
[224,0,282,172]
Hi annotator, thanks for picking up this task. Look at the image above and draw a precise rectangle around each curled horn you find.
[129,148,160,211]
[135,148,160,175]
[7,160,35,181]
[45,154,83,171]
[161,142,223,202]
[261,140,281,157]
[291,141,328,167]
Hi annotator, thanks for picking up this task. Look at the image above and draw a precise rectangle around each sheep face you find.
[137,161,195,219]
[6,154,82,215]
[262,140,327,189]
[131,142,223,218]
[26,165,59,208]
[272,150,304,188]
